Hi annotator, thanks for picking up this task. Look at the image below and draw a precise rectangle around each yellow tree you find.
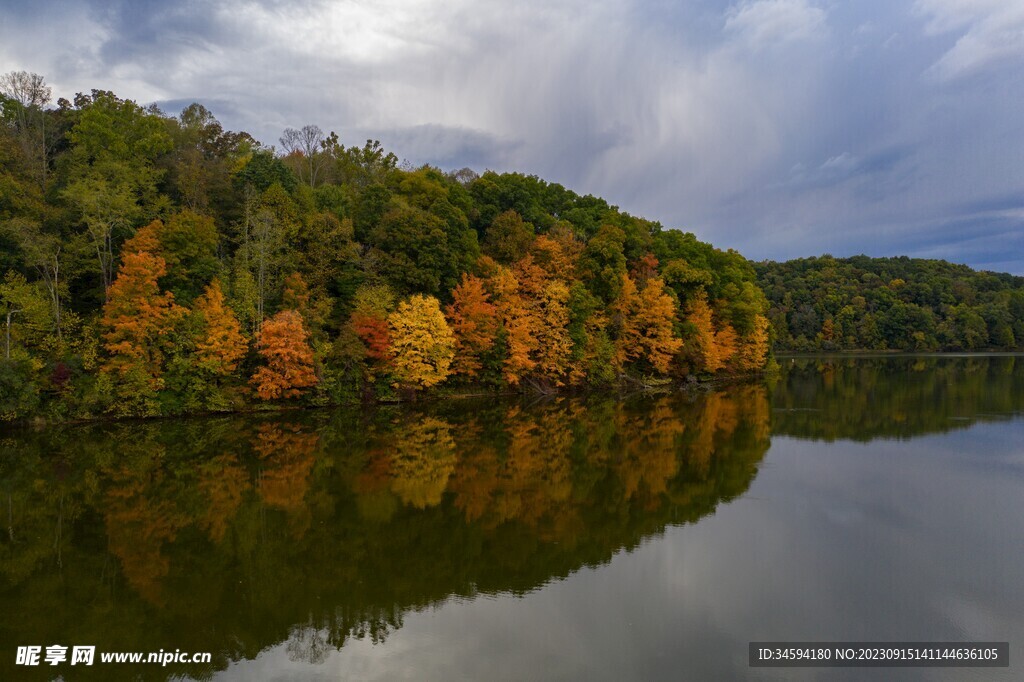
[611,273,641,371]
[534,279,573,381]
[634,277,683,374]
[733,313,770,372]
[193,279,247,376]
[388,294,456,389]
[498,254,575,384]
[251,309,317,399]
[612,274,682,374]
[530,229,581,279]
[486,265,537,385]
[713,320,739,370]
[685,292,728,372]
[514,254,573,382]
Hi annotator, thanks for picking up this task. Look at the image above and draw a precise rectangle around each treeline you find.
[0,72,769,421]
[755,255,1024,351]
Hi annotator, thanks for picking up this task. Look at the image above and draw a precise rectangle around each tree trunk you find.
[5,309,13,360]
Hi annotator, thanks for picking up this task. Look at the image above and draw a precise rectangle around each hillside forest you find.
[0,73,770,421]
[755,256,1024,352]
[4,72,1023,422]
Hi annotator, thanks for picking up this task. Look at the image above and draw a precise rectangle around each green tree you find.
[580,225,627,303]
[0,272,49,360]
[483,210,534,264]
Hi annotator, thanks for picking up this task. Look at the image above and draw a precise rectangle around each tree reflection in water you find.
[0,380,794,678]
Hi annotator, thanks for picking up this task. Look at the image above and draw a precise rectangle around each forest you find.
[756,255,1024,351]
[0,72,770,421]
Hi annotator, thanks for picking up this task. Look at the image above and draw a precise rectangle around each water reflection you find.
[772,354,1024,440]
[0,386,769,679]
[3,356,1023,680]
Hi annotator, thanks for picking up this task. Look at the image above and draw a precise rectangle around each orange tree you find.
[251,309,316,399]
[100,220,184,414]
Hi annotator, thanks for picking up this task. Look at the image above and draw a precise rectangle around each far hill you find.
[755,255,1024,352]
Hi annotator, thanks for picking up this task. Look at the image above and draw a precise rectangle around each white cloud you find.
[724,0,828,50]
[915,0,1024,79]
[820,152,857,171]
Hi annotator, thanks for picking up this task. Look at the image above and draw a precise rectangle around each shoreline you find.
[8,371,772,430]
[11,352,1024,428]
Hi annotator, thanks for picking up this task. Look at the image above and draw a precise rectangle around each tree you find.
[685,293,729,373]
[713,321,739,369]
[281,271,329,333]
[193,280,247,376]
[531,227,582,279]
[580,224,627,303]
[234,149,298,193]
[0,71,50,113]
[159,210,221,303]
[101,221,184,382]
[733,314,770,372]
[346,282,398,369]
[62,91,173,300]
[240,184,295,325]
[368,207,455,295]
[351,312,392,363]
[0,71,51,189]
[100,221,185,414]
[486,264,537,385]
[567,282,613,384]
[387,295,455,389]
[0,358,39,420]
[483,210,533,264]
[611,273,641,371]
[610,274,681,375]
[634,277,683,374]
[279,124,328,187]
[533,279,573,382]
[7,220,65,340]
[295,212,361,304]
[252,310,316,399]
[446,273,499,378]
[61,173,140,299]
[0,271,49,359]
[662,258,713,302]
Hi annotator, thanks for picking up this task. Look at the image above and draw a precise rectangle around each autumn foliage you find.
[486,264,537,385]
[0,80,778,421]
[446,273,499,378]
[101,220,184,385]
[685,293,729,373]
[193,279,247,375]
[611,275,682,374]
[388,294,456,389]
[251,309,317,399]
[351,313,392,363]
[733,314,770,372]
[635,277,684,373]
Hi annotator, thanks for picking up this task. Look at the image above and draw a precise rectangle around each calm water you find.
[1,355,1022,681]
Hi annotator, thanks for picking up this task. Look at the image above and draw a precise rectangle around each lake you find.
[1,355,1022,680]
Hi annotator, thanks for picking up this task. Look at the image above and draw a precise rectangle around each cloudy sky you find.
[3,0,1024,272]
